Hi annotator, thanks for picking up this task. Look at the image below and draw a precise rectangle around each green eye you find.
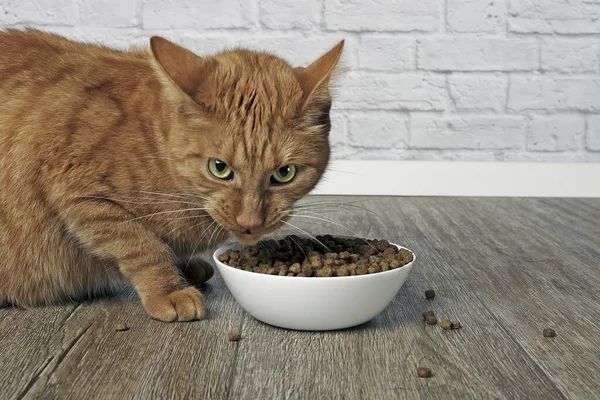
[271,165,297,184]
[208,159,233,180]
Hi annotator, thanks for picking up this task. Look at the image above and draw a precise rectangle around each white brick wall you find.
[1,0,600,162]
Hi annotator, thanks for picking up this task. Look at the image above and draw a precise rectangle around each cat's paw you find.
[177,257,214,286]
[142,287,205,322]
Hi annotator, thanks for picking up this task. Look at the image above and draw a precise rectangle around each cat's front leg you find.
[176,256,214,286]
[60,198,204,322]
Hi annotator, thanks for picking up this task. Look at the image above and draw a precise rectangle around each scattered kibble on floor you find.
[417,367,433,378]
[422,310,438,325]
[114,323,129,332]
[228,332,242,342]
[425,289,436,299]
[451,321,462,330]
[543,328,556,338]
[439,320,453,330]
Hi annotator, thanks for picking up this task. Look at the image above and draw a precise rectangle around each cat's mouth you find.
[233,231,263,245]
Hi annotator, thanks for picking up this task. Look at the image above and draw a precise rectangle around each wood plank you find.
[3,253,243,400]
[0,304,81,399]
[226,197,562,399]
[397,197,600,399]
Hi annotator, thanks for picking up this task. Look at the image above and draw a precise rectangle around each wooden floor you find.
[1,197,599,399]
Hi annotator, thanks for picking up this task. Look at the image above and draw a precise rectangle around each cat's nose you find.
[236,216,264,234]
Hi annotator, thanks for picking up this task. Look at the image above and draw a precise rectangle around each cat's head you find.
[150,37,343,244]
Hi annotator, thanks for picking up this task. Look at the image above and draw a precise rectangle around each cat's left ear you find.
[294,40,344,108]
[150,36,214,101]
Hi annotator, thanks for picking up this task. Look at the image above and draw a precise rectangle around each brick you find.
[527,115,584,152]
[410,115,525,149]
[586,116,600,151]
[324,0,439,32]
[508,76,600,112]
[448,74,507,112]
[81,0,138,27]
[418,38,537,71]
[447,0,506,33]
[541,39,599,73]
[359,36,415,71]
[509,0,600,33]
[329,112,348,147]
[348,112,408,148]
[336,73,446,111]
[260,0,317,30]
[234,36,357,68]
[0,0,79,25]
[142,0,252,29]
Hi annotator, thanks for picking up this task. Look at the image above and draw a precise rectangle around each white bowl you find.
[212,240,416,331]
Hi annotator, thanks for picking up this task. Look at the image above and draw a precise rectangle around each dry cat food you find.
[417,367,433,378]
[227,332,242,341]
[114,323,129,332]
[439,320,454,330]
[425,289,436,299]
[543,328,556,338]
[218,235,414,277]
[422,310,438,325]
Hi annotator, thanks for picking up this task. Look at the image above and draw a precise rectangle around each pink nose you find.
[236,216,264,233]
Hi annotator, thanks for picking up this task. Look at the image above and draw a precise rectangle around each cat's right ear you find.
[150,36,214,101]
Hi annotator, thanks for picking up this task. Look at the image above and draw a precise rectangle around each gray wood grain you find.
[395,197,599,399]
[1,253,244,400]
[1,197,599,399]
[0,303,82,399]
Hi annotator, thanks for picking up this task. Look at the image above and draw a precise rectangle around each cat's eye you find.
[271,165,297,184]
[208,159,234,180]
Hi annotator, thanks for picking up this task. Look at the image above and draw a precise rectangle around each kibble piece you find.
[422,310,435,319]
[289,263,301,274]
[217,252,230,263]
[336,266,350,276]
[356,265,369,275]
[417,367,433,378]
[246,256,259,267]
[425,289,436,299]
[115,323,129,332]
[339,251,351,260]
[389,260,401,269]
[382,246,398,258]
[227,332,242,342]
[451,321,462,330]
[397,249,414,263]
[369,255,382,264]
[439,320,453,330]
[316,267,333,277]
[367,263,381,274]
[543,328,556,338]
[425,316,438,325]
[375,239,390,252]
[380,261,390,272]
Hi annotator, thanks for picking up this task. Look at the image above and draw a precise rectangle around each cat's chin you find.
[233,233,263,245]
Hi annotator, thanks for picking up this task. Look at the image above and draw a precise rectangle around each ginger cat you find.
[0,29,343,322]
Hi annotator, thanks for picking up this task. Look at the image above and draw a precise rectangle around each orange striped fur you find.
[0,29,343,321]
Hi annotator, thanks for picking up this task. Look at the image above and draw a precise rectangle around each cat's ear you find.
[294,40,344,107]
[150,36,214,100]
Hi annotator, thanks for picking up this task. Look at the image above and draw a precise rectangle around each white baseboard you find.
[312,160,600,198]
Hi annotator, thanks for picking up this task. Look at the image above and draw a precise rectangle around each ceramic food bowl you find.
[212,240,416,331]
